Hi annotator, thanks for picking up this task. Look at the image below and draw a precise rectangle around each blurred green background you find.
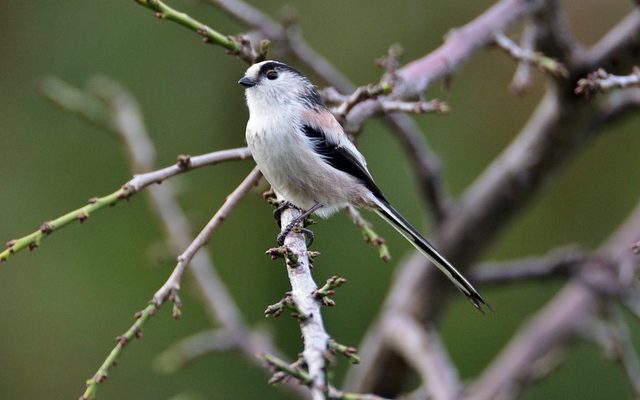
[1,1,639,399]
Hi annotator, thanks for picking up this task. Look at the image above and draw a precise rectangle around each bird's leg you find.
[273,200,296,227]
[277,203,323,246]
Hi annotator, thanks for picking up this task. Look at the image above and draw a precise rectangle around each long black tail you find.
[372,197,488,312]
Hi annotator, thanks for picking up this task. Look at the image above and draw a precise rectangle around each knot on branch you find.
[328,339,360,364]
[575,67,640,97]
[176,154,191,169]
[313,275,347,307]
[260,353,311,386]
[266,245,300,268]
[264,292,309,321]
[347,206,391,261]
[376,43,404,91]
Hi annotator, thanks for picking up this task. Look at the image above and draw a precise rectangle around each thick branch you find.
[279,207,330,400]
[347,6,640,396]
[470,246,587,285]
[383,315,460,400]
[464,198,640,400]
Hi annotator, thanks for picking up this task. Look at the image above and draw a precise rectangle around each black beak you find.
[238,76,256,88]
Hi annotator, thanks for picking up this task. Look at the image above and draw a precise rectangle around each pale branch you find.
[152,166,262,305]
[133,0,261,63]
[470,246,588,285]
[383,315,460,400]
[332,84,393,122]
[380,99,450,115]
[278,206,330,400]
[153,329,235,374]
[260,353,389,400]
[346,206,390,262]
[394,0,547,98]
[583,9,640,75]
[494,32,568,78]
[581,306,640,397]
[607,308,640,397]
[575,67,640,96]
[463,198,640,400]
[346,5,640,395]
[509,21,537,94]
[382,113,451,225]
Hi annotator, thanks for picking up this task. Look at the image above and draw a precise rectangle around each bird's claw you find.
[273,201,298,227]
[277,222,315,247]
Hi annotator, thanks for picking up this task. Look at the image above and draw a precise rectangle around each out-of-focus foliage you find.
[0,1,638,399]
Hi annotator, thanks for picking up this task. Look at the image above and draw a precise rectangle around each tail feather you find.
[372,197,488,312]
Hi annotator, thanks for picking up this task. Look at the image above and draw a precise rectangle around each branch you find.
[0,144,251,263]
[260,354,389,400]
[394,0,547,98]
[151,166,262,305]
[581,305,640,397]
[0,76,255,264]
[347,5,640,396]
[346,206,391,262]
[133,0,261,63]
[383,315,460,400]
[494,32,568,78]
[205,0,452,222]
[277,206,330,400]
[464,198,640,400]
[80,304,156,400]
[63,77,307,398]
[470,246,588,285]
[81,166,261,399]
[575,67,640,96]
[153,329,235,374]
[509,21,538,94]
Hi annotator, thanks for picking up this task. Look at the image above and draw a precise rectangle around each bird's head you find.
[239,60,324,114]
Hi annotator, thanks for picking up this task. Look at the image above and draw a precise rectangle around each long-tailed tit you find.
[239,60,487,311]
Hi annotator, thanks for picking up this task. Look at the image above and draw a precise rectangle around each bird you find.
[239,60,487,312]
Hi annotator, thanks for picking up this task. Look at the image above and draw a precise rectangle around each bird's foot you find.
[273,201,298,227]
[275,203,322,246]
[277,223,315,247]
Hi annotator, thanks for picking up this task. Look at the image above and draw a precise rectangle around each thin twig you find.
[346,206,390,262]
[510,21,538,94]
[0,145,251,263]
[133,0,259,63]
[79,77,306,398]
[81,167,261,399]
[151,166,262,305]
[153,330,235,374]
[260,353,390,400]
[494,32,568,78]
[575,67,640,96]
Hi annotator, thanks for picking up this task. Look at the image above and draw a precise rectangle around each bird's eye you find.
[265,70,278,80]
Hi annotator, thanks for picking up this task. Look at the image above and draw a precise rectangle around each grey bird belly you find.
[246,123,366,217]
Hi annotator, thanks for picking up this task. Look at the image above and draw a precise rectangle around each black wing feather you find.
[301,124,387,202]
